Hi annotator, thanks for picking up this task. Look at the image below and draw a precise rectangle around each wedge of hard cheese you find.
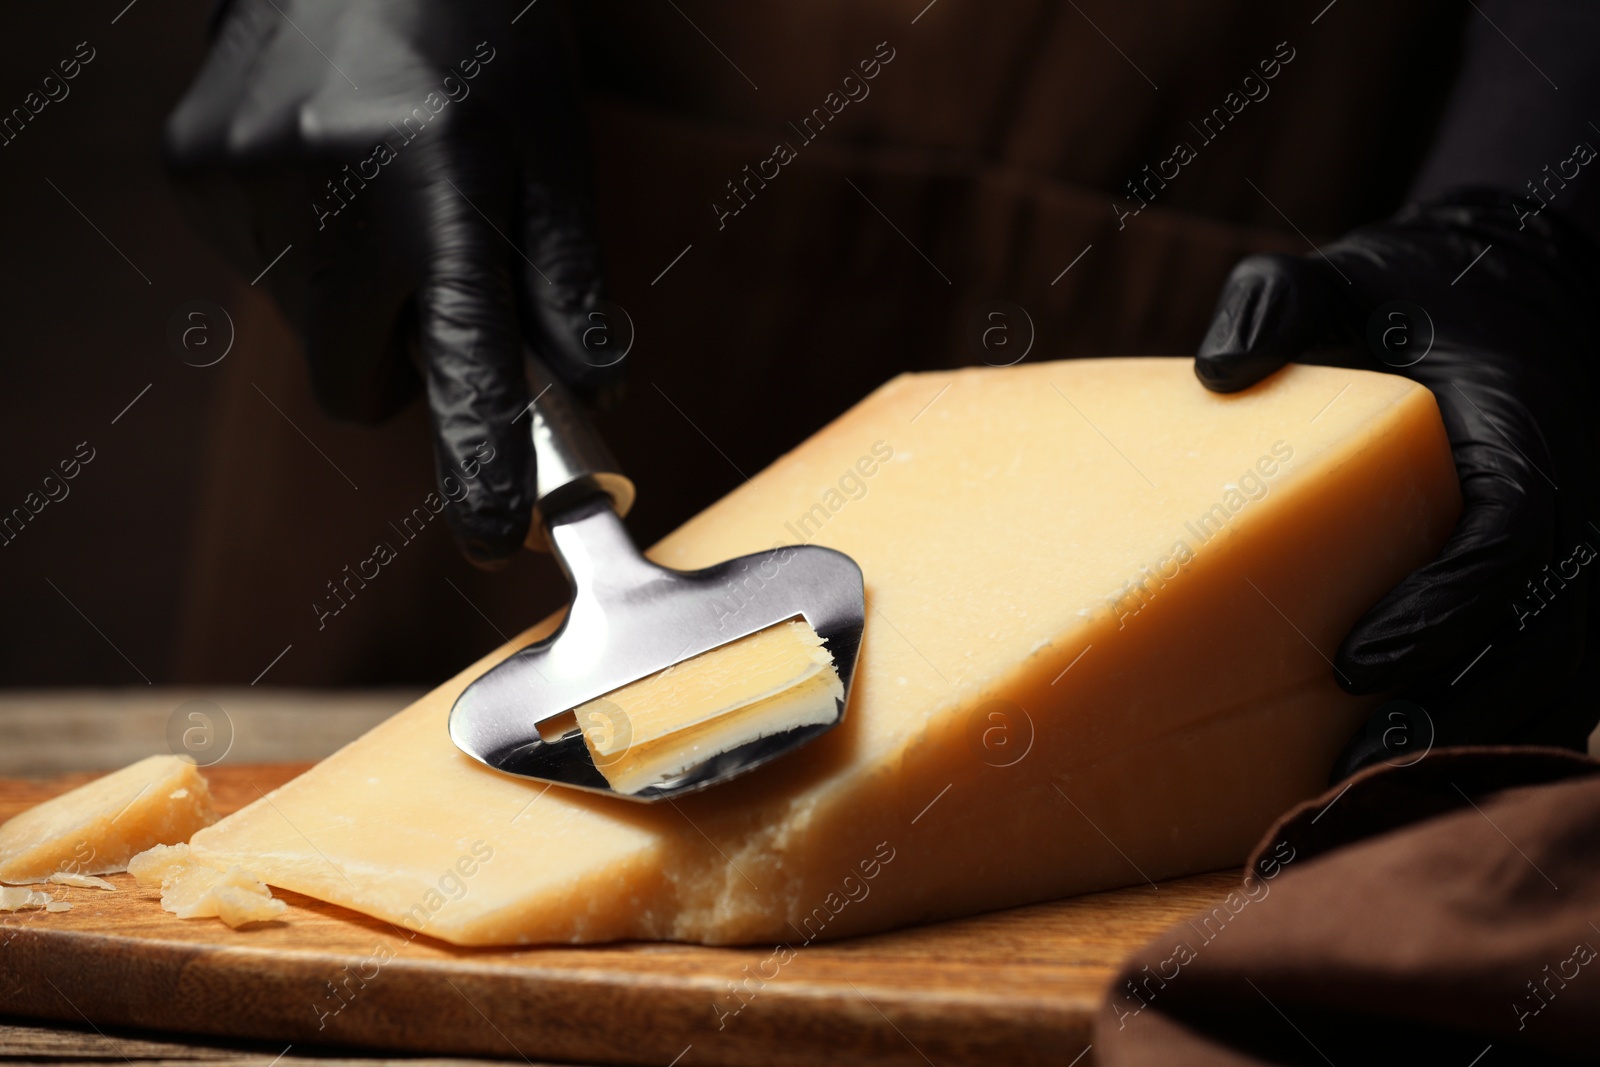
[0,755,217,884]
[189,359,1459,946]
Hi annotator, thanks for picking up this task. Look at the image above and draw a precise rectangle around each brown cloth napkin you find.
[1095,748,1600,1066]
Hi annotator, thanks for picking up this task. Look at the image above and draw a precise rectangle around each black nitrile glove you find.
[165,0,622,566]
[1195,192,1600,779]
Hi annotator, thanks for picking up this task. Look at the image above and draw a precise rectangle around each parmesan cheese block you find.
[190,359,1460,946]
[0,755,217,884]
[577,617,844,794]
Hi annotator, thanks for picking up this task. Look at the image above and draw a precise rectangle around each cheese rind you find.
[0,755,218,884]
[189,359,1460,946]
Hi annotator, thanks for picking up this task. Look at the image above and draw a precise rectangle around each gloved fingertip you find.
[438,462,534,570]
[446,510,528,570]
[1194,251,1342,393]
[1193,349,1286,393]
[1328,723,1388,784]
[1333,637,1402,696]
[1327,698,1430,783]
[461,547,515,573]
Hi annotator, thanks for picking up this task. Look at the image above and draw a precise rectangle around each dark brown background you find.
[0,0,1461,687]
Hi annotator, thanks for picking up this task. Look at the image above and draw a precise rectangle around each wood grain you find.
[0,765,1234,1067]
[0,1019,565,1066]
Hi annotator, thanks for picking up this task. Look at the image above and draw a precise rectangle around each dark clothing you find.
[1097,749,1600,1065]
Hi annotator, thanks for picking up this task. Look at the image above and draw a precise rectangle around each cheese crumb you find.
[47,872,116,890]
[0,887,53,911]
[129,843,286,928]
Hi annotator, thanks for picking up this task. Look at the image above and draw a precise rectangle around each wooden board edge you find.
[1,922,1095,1067]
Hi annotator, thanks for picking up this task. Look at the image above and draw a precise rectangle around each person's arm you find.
[1195,0,1600,778]
[1410,0,1600,246]
[166,0,621,567]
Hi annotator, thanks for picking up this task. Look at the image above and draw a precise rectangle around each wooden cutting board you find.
[0,764,1235,1067]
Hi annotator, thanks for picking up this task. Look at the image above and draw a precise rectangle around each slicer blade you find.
[448,495,865,801]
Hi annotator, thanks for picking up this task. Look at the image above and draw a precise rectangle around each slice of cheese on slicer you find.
[576,618,844,794]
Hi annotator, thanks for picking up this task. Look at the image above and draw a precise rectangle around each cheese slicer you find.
[448,355,865,802]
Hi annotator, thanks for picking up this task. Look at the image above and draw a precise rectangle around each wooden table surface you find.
[2,690,461,1065]
[0,691,1235,1066]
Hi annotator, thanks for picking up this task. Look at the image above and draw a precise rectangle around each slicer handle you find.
[524,352,635,552]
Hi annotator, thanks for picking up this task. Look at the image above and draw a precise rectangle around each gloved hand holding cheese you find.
[56,360,1463,945]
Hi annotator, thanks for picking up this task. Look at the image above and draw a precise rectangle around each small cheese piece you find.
[577,618,844,794]
[46,872,116,890]
[189,360,1461,946]
[0,887,53,911]
[129,843,286,928]
[45,901,72,913]
[127,842,191,886]
[0,755,217,884]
